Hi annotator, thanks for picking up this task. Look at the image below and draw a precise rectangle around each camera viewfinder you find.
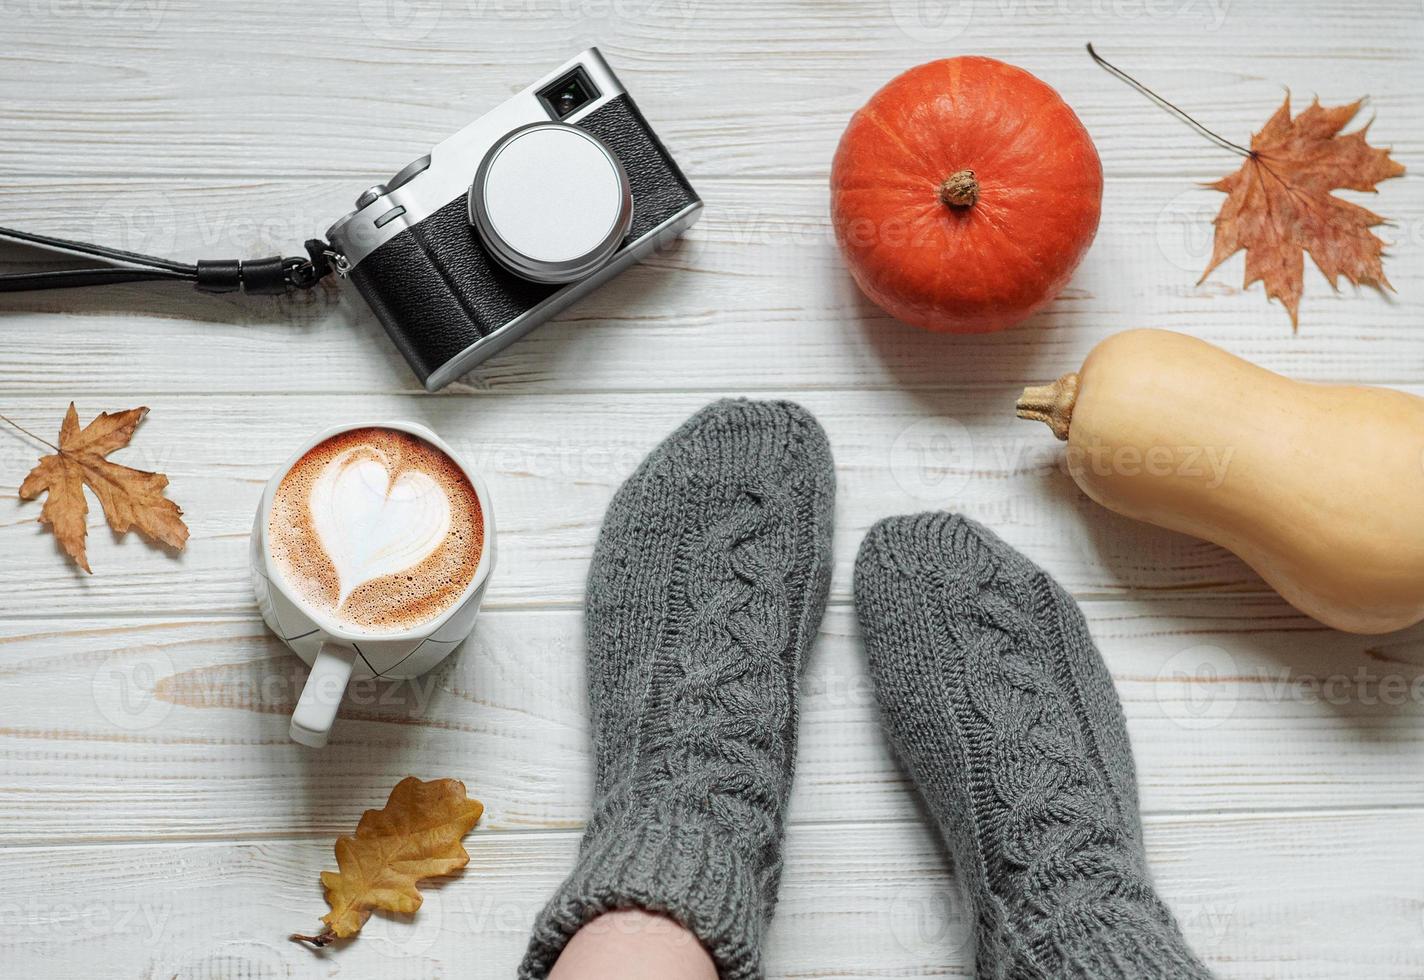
[539,67,599,120]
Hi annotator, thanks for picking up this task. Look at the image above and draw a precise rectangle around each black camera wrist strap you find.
[0,225,336,296]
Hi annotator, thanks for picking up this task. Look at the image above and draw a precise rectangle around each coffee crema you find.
[268,427,483,633]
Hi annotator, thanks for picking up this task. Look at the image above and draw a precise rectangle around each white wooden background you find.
[1,1,1422,977]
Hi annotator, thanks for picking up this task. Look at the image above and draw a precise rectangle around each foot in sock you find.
[854,513,1214,980]
[520,399,837,980]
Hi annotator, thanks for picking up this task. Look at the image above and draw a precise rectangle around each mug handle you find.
[290,642,358,748]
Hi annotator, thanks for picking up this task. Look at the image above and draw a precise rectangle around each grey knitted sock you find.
[519,399,836,980]
[854,513,1214,980]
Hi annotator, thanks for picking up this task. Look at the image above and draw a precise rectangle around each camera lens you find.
[539,67,598,120]
[469,123,632,285]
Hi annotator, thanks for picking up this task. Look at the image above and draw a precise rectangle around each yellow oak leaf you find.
[292,777,484,947]
[15,403,188,572]
[1202,96,1405,328]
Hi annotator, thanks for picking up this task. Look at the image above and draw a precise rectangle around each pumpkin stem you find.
[1016,373,1079,441]
[938,170,980,208]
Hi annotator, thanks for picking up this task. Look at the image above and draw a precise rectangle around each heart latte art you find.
[311,453,451,604]
[268,428,483,633]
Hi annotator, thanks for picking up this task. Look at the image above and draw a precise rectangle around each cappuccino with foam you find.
[268,427,484,633]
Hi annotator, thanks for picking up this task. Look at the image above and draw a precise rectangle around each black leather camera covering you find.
[350,94,700,383]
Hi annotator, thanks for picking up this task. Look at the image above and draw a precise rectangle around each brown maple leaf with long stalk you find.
[1090,44,1405,328]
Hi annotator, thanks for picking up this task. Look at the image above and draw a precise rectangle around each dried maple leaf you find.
[291,777,485,947]
[15,403,188,572]
[1201,96,1405,327]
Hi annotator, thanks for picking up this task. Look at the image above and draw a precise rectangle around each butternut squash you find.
[1017,328,1424,634]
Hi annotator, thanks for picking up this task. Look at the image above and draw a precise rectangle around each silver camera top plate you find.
[326,49,626,270]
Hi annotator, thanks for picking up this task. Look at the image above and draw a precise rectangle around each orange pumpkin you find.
[831,57,1103,334]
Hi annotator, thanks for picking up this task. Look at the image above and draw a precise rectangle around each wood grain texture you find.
[0,169,1421,395]
[1,0,1422,975]
[7,386,1416,618]
[0,0,1420,181]
[1,813,1422,980]
[2,600,1424,844]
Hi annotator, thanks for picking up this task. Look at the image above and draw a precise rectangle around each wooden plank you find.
[0,170,1421,395]
[0,388,1373,618]
[3,600,1422,843]
[0,811,1420,979]
[0,0,1419,180]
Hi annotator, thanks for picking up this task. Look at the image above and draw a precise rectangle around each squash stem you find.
[938,170,979,208]
[1016,373,1079,441]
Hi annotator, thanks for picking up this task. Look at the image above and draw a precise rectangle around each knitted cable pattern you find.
[855,513,1215,980]
[950,562,1181,966]
[520,399,835,980]
[637,476,797,901]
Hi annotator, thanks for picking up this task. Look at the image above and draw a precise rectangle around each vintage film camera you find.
[326,49,703,390]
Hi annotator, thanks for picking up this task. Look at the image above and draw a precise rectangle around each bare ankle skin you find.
[548,909,719,980]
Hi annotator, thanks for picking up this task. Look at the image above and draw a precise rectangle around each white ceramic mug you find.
[250,420,496,748]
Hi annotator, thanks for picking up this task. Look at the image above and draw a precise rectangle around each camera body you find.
[327,49,702,390]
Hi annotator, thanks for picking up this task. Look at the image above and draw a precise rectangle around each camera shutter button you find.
[356,184,389,210]
[469,123,633,284]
